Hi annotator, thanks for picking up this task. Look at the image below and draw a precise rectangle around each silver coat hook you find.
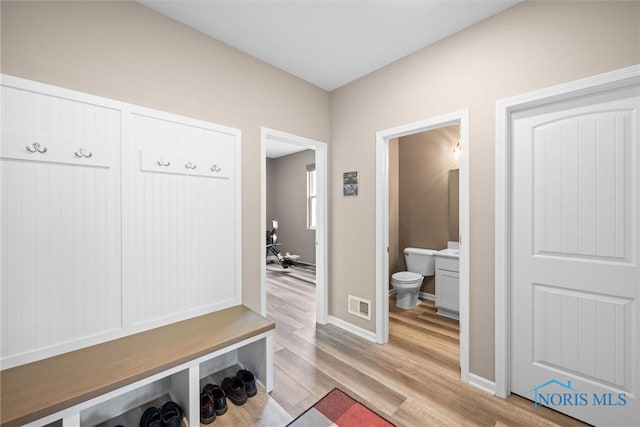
[26,142,47,154]
[185,161,197,170]
[211,164,221,173]
[74,148,93,158]
[157,159,171,167]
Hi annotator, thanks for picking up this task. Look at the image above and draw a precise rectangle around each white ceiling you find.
[139,0,520,91]
[265,139,309,158]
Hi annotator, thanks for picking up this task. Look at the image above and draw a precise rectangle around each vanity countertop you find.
[435,248,459,258]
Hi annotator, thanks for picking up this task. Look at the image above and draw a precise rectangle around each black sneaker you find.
[221,376,247,406]
[236,369,257,398]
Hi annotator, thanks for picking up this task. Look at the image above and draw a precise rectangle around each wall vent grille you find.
[348,295,371,320]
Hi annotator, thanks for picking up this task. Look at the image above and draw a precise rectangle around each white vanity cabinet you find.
[435,254,460,319]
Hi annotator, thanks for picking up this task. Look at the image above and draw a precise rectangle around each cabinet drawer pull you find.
[211,164,221,173]
[74,148,93,158]
[185,161,197,170]
[157,159,171,167]
[26,142,47,154]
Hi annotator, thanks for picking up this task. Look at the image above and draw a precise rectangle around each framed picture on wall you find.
[343,171,358,196]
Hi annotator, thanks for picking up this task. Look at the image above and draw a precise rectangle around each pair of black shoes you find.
[200,383,228,424]
[140,401,182,427]
[221,369,257,407]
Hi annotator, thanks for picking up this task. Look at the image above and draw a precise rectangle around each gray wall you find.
[266,157,277,243]
[266,150,316,264]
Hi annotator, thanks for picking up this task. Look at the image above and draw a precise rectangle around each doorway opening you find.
[260,128,328,324]
[375,110,470,382]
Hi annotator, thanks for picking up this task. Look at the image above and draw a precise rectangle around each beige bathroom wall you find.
[398,126,459,295]
[266,150,316,264]
[329,1,640,380]
[0,1,331,313]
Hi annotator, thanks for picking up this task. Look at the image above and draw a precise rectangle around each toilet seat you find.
[391,271,423,309]
[392,271,422,284]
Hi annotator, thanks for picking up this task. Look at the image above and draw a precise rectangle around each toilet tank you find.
[404,247,437,276]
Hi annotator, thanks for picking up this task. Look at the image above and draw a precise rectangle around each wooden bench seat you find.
[1,305,275,427]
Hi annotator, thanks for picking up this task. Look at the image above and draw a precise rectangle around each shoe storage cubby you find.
[198,363,290,427]
[2,306,274,427]
[200,364,241,393]
[81,369,190,426]
[199,336,272,393]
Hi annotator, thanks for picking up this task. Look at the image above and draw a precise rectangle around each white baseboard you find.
[419,292,435,301]
[328,315,377,343]
[468,373,496,395]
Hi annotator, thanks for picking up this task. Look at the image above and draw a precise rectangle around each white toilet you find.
[392,247,437,309]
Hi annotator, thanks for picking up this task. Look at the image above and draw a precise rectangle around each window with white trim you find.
[307,164,317,230]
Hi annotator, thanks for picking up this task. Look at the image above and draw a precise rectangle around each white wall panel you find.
[123,112,239,327]
[1,84,122,359]
[1,75,241,367]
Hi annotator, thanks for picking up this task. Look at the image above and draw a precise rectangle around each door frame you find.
[375,109,470,382]
[260,127,329,324]
[494,64,640,398]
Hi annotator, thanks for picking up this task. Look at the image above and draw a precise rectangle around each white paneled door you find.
[511,85,639,426]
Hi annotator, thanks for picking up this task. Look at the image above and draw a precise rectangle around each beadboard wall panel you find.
[123,112,240,327]
[1,75,242,367]
[1,84,122,359]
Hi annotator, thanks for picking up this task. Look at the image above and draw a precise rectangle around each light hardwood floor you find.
[266,271,588,427]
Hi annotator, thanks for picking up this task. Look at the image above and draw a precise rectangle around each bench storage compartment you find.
[1,306,274,427]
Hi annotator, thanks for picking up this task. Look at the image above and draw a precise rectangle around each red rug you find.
[287,388,395,427]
